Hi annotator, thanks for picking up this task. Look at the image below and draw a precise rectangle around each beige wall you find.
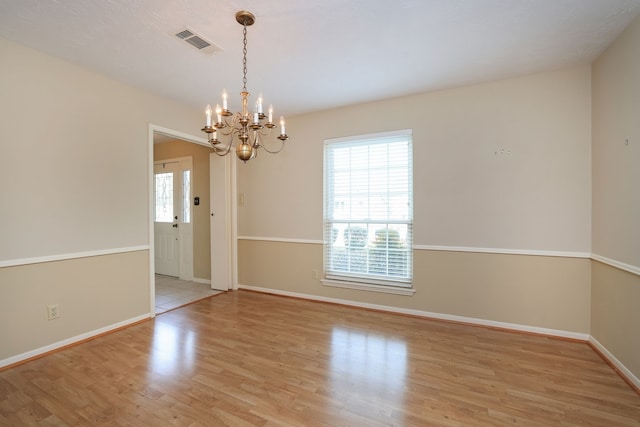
[0,37,203,365]
[592,17,640,267]
[237,66,593,334]
[0,251,148,360]
[591,262,640,378]
[0,38,198,261]
[154,139,211,280]
[239,66,592,253]
[239,241,591,333]
[591,16,640,380]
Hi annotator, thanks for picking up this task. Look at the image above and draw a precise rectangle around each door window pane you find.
[155,172,174,222]
[183,170,191,224]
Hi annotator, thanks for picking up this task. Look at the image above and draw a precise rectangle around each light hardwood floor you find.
[1,291,639,426]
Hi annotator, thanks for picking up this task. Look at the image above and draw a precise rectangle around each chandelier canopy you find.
[201,11,289,162]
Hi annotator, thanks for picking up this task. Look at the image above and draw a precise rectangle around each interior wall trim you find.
[414,245,590,258]
[237,238,640,276]
[237,236,324,245]
[237,236,591,259]
[0,246,150,268]
[238,284,590,341]
[591,253,640,277]
[0,314,150,370]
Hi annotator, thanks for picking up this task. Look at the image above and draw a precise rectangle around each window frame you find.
[323,129,414,292]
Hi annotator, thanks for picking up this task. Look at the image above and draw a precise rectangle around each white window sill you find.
[321,279,416,296]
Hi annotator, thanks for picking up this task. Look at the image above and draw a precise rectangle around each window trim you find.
[323,129,414,289]
[321,278,416,296]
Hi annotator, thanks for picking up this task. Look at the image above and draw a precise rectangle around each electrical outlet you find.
[47,304,60,320]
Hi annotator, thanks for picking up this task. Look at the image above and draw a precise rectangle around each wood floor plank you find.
[1,290,639,426]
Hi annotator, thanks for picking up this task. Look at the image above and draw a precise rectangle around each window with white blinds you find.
[324,129,413,287]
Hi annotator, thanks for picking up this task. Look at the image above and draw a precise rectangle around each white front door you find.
[154,162,180,276]
[154,158,194,279]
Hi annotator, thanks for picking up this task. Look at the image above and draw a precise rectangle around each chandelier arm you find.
[218,127,235,137]
[255,127,271,138]
[222,114,239,129]
[251,130,261,148]
[260,139,286,154]
[212,142,233,157]
[233,127,246,142]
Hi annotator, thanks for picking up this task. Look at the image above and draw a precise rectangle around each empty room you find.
[1,1,639,425]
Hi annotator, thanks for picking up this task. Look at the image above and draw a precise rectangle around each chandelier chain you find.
[242,24,248,92]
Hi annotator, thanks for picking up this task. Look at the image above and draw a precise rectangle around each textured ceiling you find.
[1,0,640,117]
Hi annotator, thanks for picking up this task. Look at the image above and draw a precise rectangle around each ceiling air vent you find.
[173,27,222,55]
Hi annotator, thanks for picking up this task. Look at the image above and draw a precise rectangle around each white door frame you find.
[148,124,237,317]
[210,153,235,290]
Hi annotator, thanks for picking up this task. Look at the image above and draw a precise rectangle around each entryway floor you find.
[155,274,221,314]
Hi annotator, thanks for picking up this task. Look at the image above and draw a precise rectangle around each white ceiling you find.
[1,0,639,117]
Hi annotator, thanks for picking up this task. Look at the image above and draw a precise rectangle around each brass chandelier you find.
[201,11,289,162]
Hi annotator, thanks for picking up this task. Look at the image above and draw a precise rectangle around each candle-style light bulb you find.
[268,105,273,123]
[254,111,259,124]
[280,116,286,135]
[205,104,212,127]
[257,95,263,114]
[215,104,222,123]
[222,90,228,110]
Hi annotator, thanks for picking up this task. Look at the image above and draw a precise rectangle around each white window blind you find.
[324,129,413,286]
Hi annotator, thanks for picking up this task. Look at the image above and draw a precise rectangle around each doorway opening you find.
[149,124,236,317]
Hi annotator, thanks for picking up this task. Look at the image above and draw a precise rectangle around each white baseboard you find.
[0,313,150,369]
[193,277,211,285]
[238,284,590,341]
[239,285,640,390]
[4,289,637,395]
[589,336,640,390]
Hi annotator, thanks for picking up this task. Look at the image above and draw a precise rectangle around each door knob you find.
[172,224,178,228]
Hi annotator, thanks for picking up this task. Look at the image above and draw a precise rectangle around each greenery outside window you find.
[323,129,413,288]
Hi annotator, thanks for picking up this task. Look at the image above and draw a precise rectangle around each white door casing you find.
[210,153,232,291]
